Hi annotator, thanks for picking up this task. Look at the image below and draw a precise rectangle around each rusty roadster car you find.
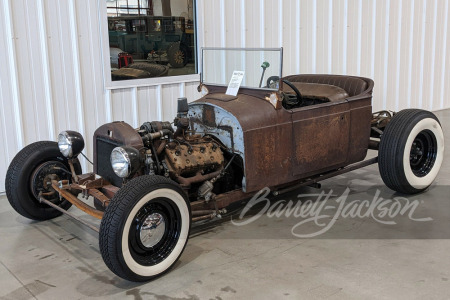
[5,48,444,281]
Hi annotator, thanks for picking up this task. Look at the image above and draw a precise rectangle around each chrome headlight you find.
[110,146,140,178]
[57,131,84,158]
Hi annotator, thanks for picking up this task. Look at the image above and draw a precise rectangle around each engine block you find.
[164,142,224,176]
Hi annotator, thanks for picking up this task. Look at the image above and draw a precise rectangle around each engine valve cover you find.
[165,142,224,176]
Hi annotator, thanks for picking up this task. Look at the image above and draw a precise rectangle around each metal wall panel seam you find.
[220,0,226,46]
[0,76,10,161]
[428,0,438,111]
[382,0,391,109]
[156,85,163,120]
[407,0,415,107]
[23,1,39,141]
[86,0,101,126]
[96,0,107,94]
[328,0,333,73]
[439,0,449,110]
[241,0,246,47]
[260,0,265,47]
[1,0,23,149]
[342,0,348,74]
[37,0,56,140]
[68,0,87,170]
[296,0,301,74]
[278,0,283,47]
[56,1,73,128]
[68,0,86,134]
[69,0,89,170]
[418,0,427,108]
[394,0,403,111]
[132,87,138,127]
[370,0,377,79]
[210,1,217,46]
[357,0,363,75]
[179,82,186,97]
[105,89,112,123]
[311,0,317,73]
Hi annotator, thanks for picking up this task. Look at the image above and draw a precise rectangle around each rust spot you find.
[203,105,216,127]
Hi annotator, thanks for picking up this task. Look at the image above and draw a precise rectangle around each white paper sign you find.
[226,71,245,96]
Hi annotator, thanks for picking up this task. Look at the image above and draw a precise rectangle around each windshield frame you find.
[200,47,283,91]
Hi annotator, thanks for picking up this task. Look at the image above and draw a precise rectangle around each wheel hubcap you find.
[129,198,181,266]
[139,212,166,248]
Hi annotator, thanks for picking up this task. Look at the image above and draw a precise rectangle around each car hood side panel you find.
[189,95,293,192]
[188,102,247,190]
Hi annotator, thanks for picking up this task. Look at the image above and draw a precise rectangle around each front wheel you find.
[378,109,444,194]
[5,141,81,220]
[99,175,191,282]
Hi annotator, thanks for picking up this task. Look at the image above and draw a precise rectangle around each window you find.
[105,0,197,83]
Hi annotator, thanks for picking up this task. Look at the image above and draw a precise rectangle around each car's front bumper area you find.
[42,170,120,221]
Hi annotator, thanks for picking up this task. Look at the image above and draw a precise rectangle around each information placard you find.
[226,71,245,96]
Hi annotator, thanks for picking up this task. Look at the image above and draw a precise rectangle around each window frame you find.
[99,0,200,90]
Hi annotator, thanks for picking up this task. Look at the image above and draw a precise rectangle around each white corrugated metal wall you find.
[1,0,450,192]
[202,0,450,111]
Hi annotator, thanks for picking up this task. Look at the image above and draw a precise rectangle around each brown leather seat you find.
[282,74,370,98]
[282,82,349,102]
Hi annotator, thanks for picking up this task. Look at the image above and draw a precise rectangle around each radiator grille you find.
[96,137,123,187]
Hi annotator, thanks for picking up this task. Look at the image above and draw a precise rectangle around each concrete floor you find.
[1,109,450,300]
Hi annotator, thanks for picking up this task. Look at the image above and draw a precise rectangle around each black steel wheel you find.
[5,141,81,220]
[409,130,438,177]
[378,109,444,194]
[99,175,191,282]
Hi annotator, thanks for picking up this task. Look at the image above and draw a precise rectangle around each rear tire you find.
[99,175,191,282]
[378,109,444,194]
[5,141,81,220]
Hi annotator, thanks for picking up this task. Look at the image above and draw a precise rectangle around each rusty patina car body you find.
[82,74,374,216]
[6,48,444,281]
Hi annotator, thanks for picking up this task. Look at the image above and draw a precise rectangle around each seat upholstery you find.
[282,74,369,97]
[282,82,349,102]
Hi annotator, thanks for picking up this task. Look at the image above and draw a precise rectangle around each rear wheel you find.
[99,175,190,282]
[378,109,444,194]
[5,141,81,220]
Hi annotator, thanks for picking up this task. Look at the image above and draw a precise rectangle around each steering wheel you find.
[282,79,304,107]
[266,76,280,88]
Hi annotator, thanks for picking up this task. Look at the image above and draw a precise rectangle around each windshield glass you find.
[201,48,283,91]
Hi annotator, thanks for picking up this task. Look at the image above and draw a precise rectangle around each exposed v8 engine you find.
[93,98,235,203]
[164,142,224,176]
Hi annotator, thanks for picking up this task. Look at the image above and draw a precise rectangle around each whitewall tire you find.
[378,109,444,194]
[99,175,191,281]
